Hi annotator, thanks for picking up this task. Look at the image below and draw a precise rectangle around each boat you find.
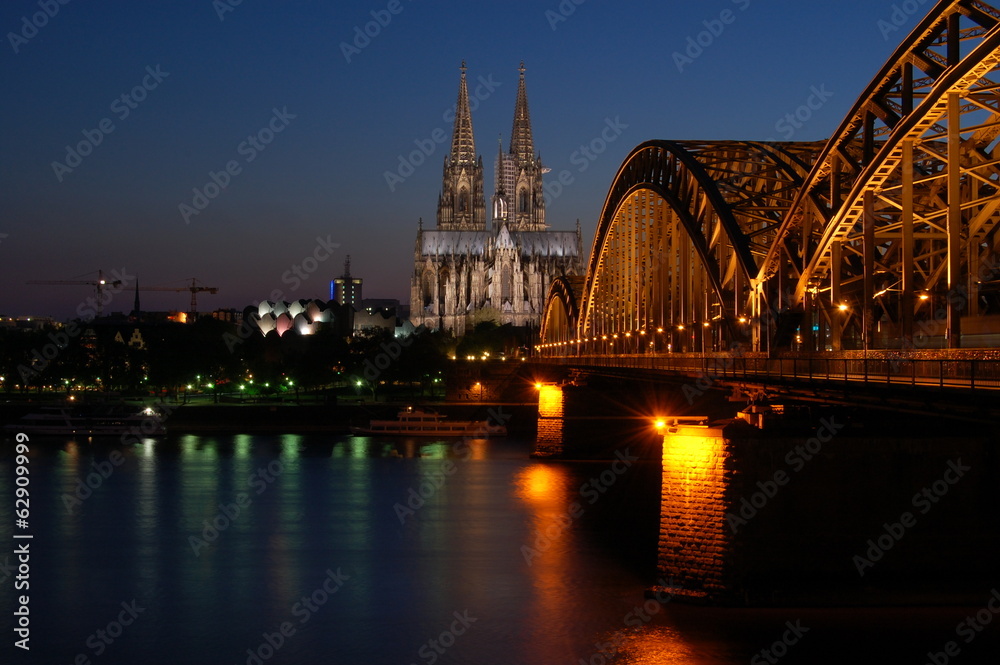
[3,403,166,437]
[350,407,506,437]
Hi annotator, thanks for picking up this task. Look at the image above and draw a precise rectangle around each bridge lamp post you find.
[836,303,853,353]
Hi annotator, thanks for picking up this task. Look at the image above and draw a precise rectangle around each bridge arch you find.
[762,0,1000,350]
[576,140,820,353]
[539,275,584,347]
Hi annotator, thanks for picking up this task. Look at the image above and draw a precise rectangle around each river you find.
[1,433,997,664]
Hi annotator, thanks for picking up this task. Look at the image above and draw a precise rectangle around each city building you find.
[331,256,362,309]
[409,63,584,335]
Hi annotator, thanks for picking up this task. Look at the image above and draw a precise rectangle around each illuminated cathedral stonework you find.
[410,63,583,335]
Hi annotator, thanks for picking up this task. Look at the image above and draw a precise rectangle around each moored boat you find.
[3,403,165,437]
[350,407,506,437]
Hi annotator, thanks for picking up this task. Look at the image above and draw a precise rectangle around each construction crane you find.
[138,278,219,313]
[26,269,123,317]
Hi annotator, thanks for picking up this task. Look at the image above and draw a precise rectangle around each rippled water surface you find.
[1,434,997,664]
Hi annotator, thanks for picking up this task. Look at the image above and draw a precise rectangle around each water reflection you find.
[514,462,587,660]
[2,432,985,664]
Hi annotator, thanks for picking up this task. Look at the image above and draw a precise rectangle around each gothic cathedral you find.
[410,63,583,335]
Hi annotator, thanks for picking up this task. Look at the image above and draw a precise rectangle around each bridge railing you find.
[536,354,1000,390]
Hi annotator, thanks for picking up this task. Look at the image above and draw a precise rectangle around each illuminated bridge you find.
[537,0,1000,407]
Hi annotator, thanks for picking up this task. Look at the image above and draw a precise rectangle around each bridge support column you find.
[831,240,843,351]
[901,139,915,346]
[947,91,963,348]
[863,190,876,350]
[532,383,564,458]
[802,290,814,351]
[658,423,732,602]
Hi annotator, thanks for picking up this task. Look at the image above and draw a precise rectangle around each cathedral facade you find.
[409,63,583,335]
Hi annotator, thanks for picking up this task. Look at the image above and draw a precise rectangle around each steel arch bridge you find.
[541,0,1000,357]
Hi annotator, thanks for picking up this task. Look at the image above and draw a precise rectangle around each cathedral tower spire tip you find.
[438,61,486,230]
[510,61,535,165]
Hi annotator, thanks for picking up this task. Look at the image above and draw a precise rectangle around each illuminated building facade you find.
[332,256,362,309]
[409,63,583,335]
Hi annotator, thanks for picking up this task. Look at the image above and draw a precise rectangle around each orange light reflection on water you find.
[514,462,580,660]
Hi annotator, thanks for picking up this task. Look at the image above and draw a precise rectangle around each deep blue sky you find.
[0,0,928,319]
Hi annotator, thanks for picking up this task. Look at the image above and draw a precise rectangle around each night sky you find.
[1,0,921,319]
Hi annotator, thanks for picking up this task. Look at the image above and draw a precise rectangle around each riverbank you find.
[0,399,541,437]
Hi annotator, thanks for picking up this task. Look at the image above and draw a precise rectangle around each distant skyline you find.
[1,0,928,319]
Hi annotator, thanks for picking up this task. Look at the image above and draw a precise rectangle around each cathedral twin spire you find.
[437,61,545,232]
[438,61,486,231]
[509,63,535,167]
[449,62,477,169]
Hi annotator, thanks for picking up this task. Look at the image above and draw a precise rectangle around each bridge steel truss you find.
[540,0,1000,355]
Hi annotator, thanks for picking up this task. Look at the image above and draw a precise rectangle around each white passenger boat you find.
[350,407,506,437]
[3,404,165,437]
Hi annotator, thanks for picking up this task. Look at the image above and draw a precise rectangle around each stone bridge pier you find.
[654,418,998,606]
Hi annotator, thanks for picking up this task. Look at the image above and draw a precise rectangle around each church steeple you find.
[509,62,535,166]
[131,279,141,322]
[438,61,486,231]
[450,61,477,167]
[506,62,546,231]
